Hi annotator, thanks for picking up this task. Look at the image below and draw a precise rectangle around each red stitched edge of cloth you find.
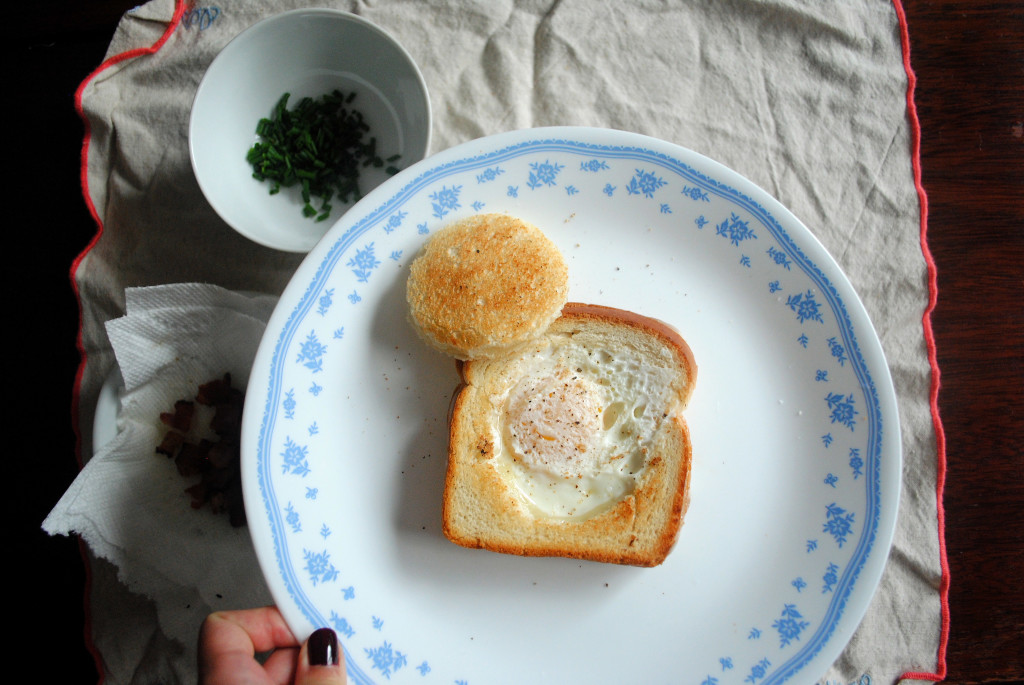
[69,2,188,683]
[892,0,951,682]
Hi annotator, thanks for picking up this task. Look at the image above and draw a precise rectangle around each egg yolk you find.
[504,369,603,479]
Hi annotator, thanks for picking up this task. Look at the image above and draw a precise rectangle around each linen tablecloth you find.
[51,1,947,682]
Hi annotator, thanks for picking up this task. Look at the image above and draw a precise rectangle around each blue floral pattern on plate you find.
[243,127,900,685]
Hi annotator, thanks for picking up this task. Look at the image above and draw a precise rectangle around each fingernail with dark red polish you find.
[308,627,339,666]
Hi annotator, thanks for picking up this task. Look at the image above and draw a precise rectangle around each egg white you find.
[488,337,674,520]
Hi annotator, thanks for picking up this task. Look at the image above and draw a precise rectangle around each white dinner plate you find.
[242,127,900,685]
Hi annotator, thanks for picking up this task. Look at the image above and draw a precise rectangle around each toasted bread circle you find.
[406,213,569,360]
[442,303,696,567]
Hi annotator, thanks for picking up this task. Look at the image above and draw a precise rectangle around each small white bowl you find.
[189,9,432,253]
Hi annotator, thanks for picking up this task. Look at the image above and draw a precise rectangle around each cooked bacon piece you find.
[206,440,237,470]
[158,373,247,527]
[210,396,243,437]
[185,482,208,510]
[175,440,210,477]
[156,430,186,458]
[196,374,235,406]
[159,400,194,432]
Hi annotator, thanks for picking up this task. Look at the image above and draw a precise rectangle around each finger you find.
[261,646,300,684]
[198,607,301,685]
[201,607,299,655]
[295,628,347,685]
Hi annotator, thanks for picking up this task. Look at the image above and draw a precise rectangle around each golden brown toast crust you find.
[406,213,569,360]
[442,303,696,567]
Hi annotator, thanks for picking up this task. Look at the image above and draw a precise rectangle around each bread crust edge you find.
[441,303,695,568]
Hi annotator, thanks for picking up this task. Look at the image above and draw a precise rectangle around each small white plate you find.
[242,127,900,684]
[92,367,124,455]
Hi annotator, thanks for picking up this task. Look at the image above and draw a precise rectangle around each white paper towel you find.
[45,284,278,681]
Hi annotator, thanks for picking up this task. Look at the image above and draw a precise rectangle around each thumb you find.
[296,627,347,685]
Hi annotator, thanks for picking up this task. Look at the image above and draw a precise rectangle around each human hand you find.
[199,606,347,685]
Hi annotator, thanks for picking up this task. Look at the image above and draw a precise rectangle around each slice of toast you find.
[442,303,696,567]
[406,213,568,360]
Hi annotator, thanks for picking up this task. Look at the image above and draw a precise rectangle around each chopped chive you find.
[245,88,396,221]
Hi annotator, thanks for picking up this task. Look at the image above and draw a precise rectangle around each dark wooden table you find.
[909,3,1024,681]
[16,2,1022,683]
